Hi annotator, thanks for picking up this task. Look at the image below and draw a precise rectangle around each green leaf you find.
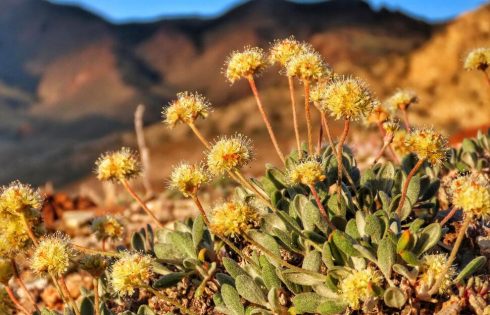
[413,223,441,255]
[332,230,359,257]
[153,272,186,289]
[292,293,325,314]
[345,219,360,240]
[168,231,196,259]
[154,243,185,261]
[216,273,235,287]
[377,237,396,279]
[454,256,487,283]
[192,215,205,249]
[235,275,267,306]
[131,232,146,252]
[316,299,348,315]
[353,244,377,264]
[248,231,281,265]
[260,256,282,290]
[384,287,407,309]
[282,270,324,286]
[223,257,247,279]
[399,250,420,266]
[392,264,418,282]
[302,200,322,231]
[221,284,245,315]
[365,214,383,242]
[80,297,94,315]
[302,250,322,272]
[137,305,156,315]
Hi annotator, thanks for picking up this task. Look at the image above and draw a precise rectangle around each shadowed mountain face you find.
[0,0,486,186]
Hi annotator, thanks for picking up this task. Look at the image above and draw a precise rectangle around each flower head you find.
[451,173,490,219]
[269,37,309,67]
[405,128,448,165]
[318,77,376,120]
[110,252,153,296]
[340,267,383,310]
[209,201,260,237]
[392,129,410,157]
[224,46,268,83]
[418,254,455,294]
[366,104,392,125]
[31,234,73,277]
[163,91,210,127]
[91,216,124,241]
[464,48,490,71]
[0,181,43,216]
[95,147,141,182]
[207,134,253,175]
[0,259,13,285]
[386,89,418,111]
[286,49,330,81]
[0,213,40,257]
[169,163,209,197]
[287,160,325,186]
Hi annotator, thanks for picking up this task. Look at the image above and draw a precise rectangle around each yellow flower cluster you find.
[287,160,325,186]
[392,130,410,156]
[451,173,490,219]
[169,163,209,197]
[163,91,210,127]
[110,253,153,296]
[210,201,260,237]
[317,77,376,121]
[91,216,124,241]
[405,128,447,165]
[0,214,33,258]
[383,121,400,135]
[0,181,43,216]
[286,50,330,81]
[95,147,141,182]
[366,104,391,125]
[207,134,253,175]
[269,37,308,67]
[464,48,490,71]
[225,46,268,83]
[340,267,383,310]
[31,234,73,277]
[418,254,455,294]
[386,89,418,111]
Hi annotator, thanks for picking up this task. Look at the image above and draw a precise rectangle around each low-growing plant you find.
[1,39,489,315]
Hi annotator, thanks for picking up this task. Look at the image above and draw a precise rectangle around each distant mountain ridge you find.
[0,0,487,186]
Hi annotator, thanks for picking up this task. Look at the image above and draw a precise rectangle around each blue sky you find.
[49,0,489,23]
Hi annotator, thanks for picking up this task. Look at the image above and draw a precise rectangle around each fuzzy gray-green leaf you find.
[454,256,487,284]
[384,287,407,309]
[235,275,267,306]
[292,293,325,314]
[221,284,245,315]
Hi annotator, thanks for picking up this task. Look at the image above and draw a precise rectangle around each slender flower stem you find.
[5,286,30,315]
[60,276,81,315]
[247,75,285,164]
[241,232,327,279]
[188,122,211,149]
[308,184,336,230]
[121,179,163,228]
[316,115,323,156]
[428,215,472,296]
[336,119,350,200]
[376,122,400,164]
[72,244,120,257]
[395,158,425,218]
[288,76,302,158]
[22,214,39,246]
[439,207,458,227]
[191,195,260,269]
[321,112,335,150]
[101,239,106,251]
[48,272,69,311]
[11,259,39,312]
[233,170,270,203]
[372,133,395,165]
[303,79,313,155]
[401,108,411,130]
[145,286,196,315]
[93,278,101,315]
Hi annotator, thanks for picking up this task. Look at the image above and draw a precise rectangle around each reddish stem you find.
[5,287,30,315]
[395,159,425,219]
[309,184,336,230]
[121,179,163,228]
[304,80,313,155]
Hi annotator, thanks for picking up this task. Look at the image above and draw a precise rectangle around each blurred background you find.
[0,0,489,189]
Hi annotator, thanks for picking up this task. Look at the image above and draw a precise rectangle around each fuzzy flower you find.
[287,160,325,186]
[209,201,260,237]
[224,46,268,83]
[318,77,376,121]
[91,216,124,241]
[418,254,455,294]
[110,253,153,296]
[207,134,253,176]
[405,128,448,165]
[162,91,210,127]
[0,259,13,285]
[286,49,330,81]
[451,173,490,219]
[386,89,418,111]
[392,129,410,157]
[383,120,400,135]
[169,163,209,197]
[269,37,309,67]
[95,147,141,182]
[464,48,490,71]
[31,234,73,277]
[0,181,43,216]
[340,267,383,310]
[366,104,392,125]
[0,213,38,257]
